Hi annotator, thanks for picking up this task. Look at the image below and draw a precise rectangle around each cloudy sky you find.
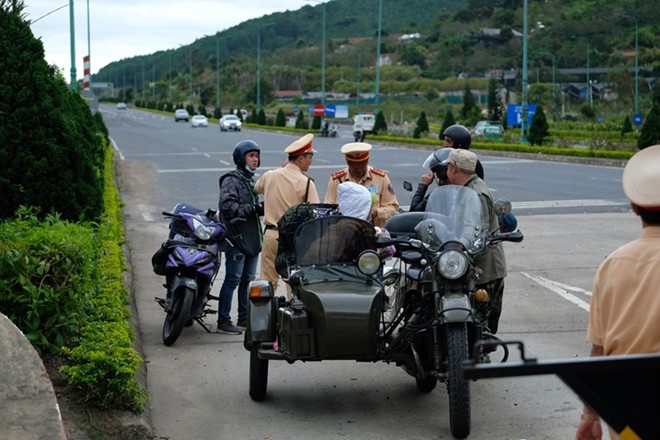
[25,1,320,77]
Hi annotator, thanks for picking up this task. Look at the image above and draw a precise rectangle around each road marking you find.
[521,272,591,312]
[110,137,125,161]
[514,199,629,209]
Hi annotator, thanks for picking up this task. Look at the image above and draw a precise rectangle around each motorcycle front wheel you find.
[162,287,194,346]
[249,346,269,401]
[446,322,471,439]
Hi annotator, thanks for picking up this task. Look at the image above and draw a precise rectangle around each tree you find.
[257,108,267,125]
[416,111,429,135]
[440,110,456,139]
[311,115,322,130]
[621,116,632,137]
[0,1,104,221]
[295,109,308,129]
[487,78,503,122]
[213,107,222,119]
[275,108,286,127]
[197,104,206,116]
[528,106,550,146]
[373,110,387,135]
[461,85,476,120]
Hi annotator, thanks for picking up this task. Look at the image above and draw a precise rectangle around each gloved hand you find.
[254,202,264,216]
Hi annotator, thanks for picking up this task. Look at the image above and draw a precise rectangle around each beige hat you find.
[341,142,372,162]
[622,144,660,209]
[284,133,316,156]
[444,149,477,173]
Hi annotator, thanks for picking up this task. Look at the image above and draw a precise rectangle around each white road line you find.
[110,137,124,161]
[521,272,591,312]
[514,199,629,209]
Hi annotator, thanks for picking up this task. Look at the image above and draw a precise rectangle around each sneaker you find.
[216,321,242,335]
[236,320,248,329]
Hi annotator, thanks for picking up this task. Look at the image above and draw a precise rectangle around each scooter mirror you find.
[403,180,413,193]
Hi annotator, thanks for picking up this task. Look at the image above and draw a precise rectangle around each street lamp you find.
[520,0,529,144]
[257,27,262,111]
[375,0,383,105]
[216,36,221,112]
[306,0,327,105]
[572,35,591,106]
[614,13,639,116]
[189,46,193,104]
[69,1,77,91]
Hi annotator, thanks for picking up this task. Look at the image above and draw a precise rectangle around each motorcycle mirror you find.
[403,180,413,193]
[494,198,512,216]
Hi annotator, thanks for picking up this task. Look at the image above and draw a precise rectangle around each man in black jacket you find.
[216,140,264,335]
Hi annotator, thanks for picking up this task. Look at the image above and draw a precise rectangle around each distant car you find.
[472,120,503,141]
[219,114,242,131]
[174,109,190,122]
[117,102,127,110]
[191,115,209,128]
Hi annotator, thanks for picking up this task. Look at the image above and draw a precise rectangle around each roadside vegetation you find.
[0,0,146,424]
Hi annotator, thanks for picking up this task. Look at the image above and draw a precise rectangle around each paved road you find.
[108,106,638,439]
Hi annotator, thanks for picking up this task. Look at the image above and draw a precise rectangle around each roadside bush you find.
[0,209,98,354]
[0,2,104,222]
[275,108,286,127]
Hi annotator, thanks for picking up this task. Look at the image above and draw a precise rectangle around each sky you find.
[25,1,320,77]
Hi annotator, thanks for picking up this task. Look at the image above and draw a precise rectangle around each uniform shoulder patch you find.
[331,169,348,180]
[371,167,386,177]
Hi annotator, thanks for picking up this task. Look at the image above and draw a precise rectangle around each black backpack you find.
[274,203,341,278]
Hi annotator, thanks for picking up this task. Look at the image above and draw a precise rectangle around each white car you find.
[117,102,127,110]
[174,109,190,122]
[219,114,242,131]
[191,115,209,128]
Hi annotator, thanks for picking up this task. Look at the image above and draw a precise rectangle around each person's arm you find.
[410,183,429,212]
[575,344,604,440]
[374,174,400,221]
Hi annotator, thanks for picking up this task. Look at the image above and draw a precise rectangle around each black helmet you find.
[442,124,471,150]
[232,140,260,169]
[422,147,453,183]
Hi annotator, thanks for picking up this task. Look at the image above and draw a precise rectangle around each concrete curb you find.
[0,313,66,440]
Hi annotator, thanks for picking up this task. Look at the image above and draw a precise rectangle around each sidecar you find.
[244,216,388,400]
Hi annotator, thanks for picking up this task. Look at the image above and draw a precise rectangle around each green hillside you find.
[94,0,659,118]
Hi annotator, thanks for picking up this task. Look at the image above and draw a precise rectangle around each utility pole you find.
[520,0,529,144]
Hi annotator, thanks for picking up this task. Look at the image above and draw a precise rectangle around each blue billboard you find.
[507,103,537,127]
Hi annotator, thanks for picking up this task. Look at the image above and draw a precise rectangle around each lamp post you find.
[257,27,262,111]
[188,46,193,104]
[68,1,77,91]
[375,0,383,106]
[86,0,91,90]
[216,36,221,112]
[614,13,639,116]
[306,1,327,105]
[520,0,529,144]
[572,36,591,106]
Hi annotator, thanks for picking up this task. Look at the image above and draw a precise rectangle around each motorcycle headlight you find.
[192,217,214,240]
[437,250,468,280]
[357,250,382,277]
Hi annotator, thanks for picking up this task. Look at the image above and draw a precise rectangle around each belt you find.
[264,225,277,231]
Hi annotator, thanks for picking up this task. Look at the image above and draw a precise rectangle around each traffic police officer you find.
[255,133,319,292]
[324,142,399,228]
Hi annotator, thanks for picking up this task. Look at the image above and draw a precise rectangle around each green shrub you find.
[0,209,98,354]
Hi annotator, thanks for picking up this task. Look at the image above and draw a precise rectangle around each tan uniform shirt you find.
[254,162,319,292]
[588,225,660,355]
[324,165,399,228]
[255,162,320,227]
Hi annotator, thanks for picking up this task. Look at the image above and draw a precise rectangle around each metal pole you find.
[69,0,77,91]
[257,28,261,111]
[587,40,591,106]
[520,0,528,144]
[86,0,91,90]
[321,2,326,105]
[189,47,193,104]
[216,37,221,112]
[375,0,383,106]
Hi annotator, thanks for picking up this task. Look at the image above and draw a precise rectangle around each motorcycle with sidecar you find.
[244,185,523,439]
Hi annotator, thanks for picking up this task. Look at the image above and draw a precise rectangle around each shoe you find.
[236,320,247,329]
[216,321,242,335]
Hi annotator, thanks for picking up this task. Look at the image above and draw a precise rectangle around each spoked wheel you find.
[446,323,471,439]
[162,287,194,346]
[249,345,269,401]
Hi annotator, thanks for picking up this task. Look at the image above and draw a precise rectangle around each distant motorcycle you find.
[244,185,523,439]
[152,203,227,346]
